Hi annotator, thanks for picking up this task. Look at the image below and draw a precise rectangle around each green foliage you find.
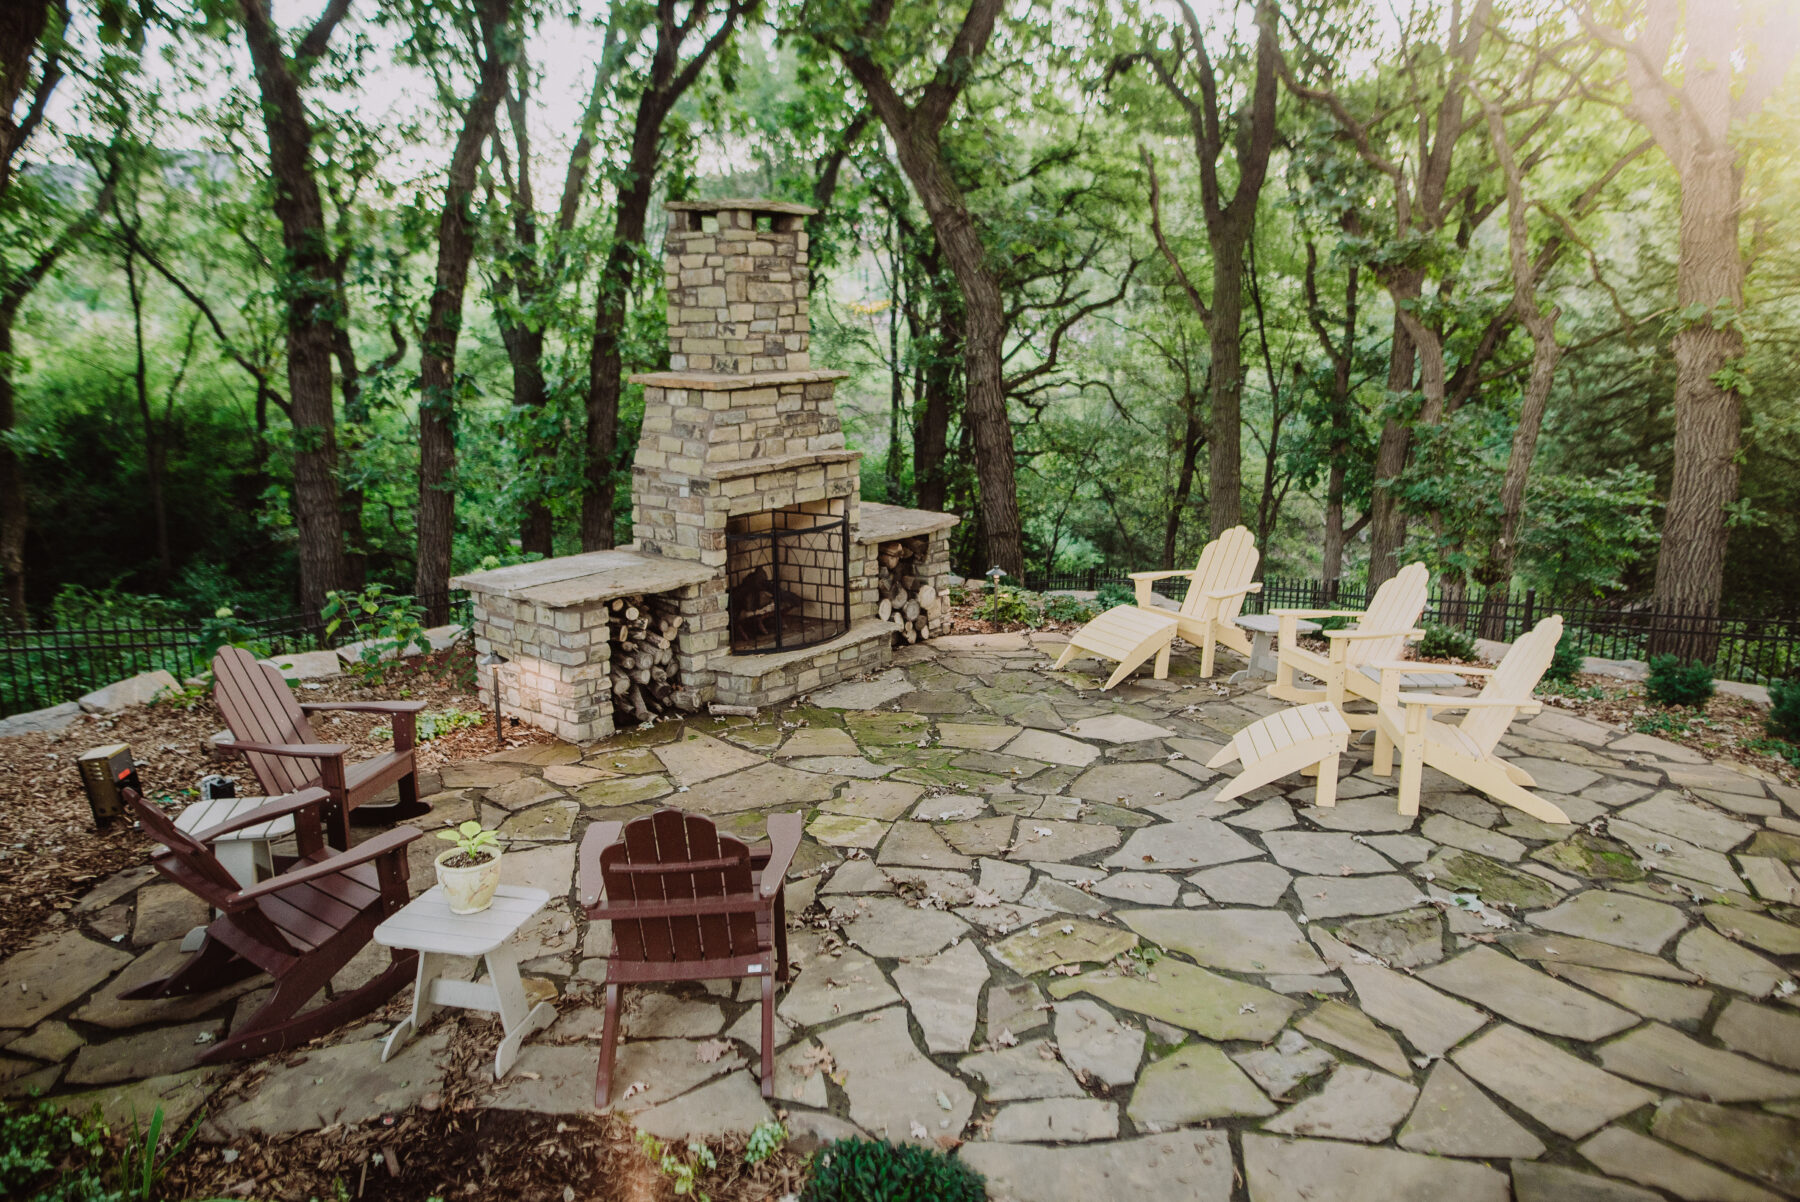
[801,1138,986,1202]
[635,1132,716,1200]
[1746,736,1800,768]
[1765,678,1800,742]
[320,585,429,675]
[434,820,499,862]
[417,708,484,742]
[1544,639,1584,684]
[195,606,268,661]
[980,584,1042,628]
[1417,624,1477,661]
[0,1100,198,1202]
[743,1120,787,1166]
[1536,679,1604,701]
[1040,593,1096,624]
[1094,581,1135,611]
[1632,711,1688,736]
[1515,468,1660,597]
[1645,655,1715,708]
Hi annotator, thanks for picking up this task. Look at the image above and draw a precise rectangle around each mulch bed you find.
[1542,673,1799,787]
[0,645,551,958]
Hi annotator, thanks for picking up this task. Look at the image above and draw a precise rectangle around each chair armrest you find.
[1323,627,1426,641]
[1127,570,1195,582]
[1368,660,1495,675]
[215,737,351,759]
[188,788,330,842]
[1398,692,1542,712]
[228,826,422,907]
[298,700,429,714]
[1203,583,1262,600]
[760,812,803,898]
[578,821,624,909]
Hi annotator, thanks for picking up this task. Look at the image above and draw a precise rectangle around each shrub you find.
[1543,638,1583,683]
[1768,677,1800,742]
[980,586,1042,628]
[1418,623,1477,661]
[1645,654,1715,708]
[1040,593,1096,624]
[801,1139,986,1202]
[1094,580,1135,611]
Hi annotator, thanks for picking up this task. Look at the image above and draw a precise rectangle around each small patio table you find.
[173,795,297,951]
[374,884,557,1079]
[1230,613,1319,683]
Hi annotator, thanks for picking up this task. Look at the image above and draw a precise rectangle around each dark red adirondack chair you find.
[578,809,801,1105]
[122,785,421,1063]
[211,645,430,848]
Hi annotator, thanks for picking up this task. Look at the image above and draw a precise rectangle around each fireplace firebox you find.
[726,501,849,653]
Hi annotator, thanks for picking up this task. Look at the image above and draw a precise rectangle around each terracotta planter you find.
[435,846,502,914]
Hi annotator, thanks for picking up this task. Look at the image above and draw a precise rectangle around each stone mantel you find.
[856,502,961,546]
[625,368,851,392]
[451,548,713,608]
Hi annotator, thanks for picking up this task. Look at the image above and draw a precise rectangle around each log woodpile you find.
[876,537,936,644]
[608,593,695,724]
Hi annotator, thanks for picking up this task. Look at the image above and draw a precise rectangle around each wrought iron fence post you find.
[1523,589,1535,637]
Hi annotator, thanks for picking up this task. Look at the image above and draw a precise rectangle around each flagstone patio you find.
[6,629,1800,1201]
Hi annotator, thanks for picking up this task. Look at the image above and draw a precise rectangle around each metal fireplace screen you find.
[726,503,850,653]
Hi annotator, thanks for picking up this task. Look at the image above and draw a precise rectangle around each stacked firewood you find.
[875,537,936,644]
[609,593,694,723]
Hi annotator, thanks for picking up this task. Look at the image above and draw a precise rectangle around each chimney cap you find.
[665,197,817,217]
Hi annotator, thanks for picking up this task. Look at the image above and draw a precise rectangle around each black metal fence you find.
[1021,569,1799,687]
[0,591,470,719]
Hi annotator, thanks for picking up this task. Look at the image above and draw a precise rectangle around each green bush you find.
[801,1139,986,1202]
[1645,654,1715,708]
[980,586,1042,628]
[1768,677,1800,742]
[1094,580,1136,611]
[1041,593,1096,624]
[1418,623,1477,661]
[1543,638,1583,683]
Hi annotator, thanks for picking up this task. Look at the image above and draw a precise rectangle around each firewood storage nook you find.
[453,198,958,741]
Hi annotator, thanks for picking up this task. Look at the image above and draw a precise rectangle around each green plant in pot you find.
[435,820,503,914]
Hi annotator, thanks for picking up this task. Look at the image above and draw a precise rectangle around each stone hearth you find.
[455,197,958,741]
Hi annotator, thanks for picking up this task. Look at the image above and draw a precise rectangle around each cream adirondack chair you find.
[1267,561,1431,730]
[1370,615,1568,823]
[1054,526,1262,689]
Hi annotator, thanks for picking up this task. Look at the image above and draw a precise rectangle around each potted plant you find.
[434,820,503,914]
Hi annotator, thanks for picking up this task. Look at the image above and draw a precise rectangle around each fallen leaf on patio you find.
[994,1027,1018,1047]
[622,1081,648,1098]
[910,1121,929,1140]
[695,1039,731,1063]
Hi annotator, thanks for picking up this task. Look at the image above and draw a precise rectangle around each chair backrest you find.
[600,809,761,968]
[1179,526,1260,623]
[123,787,248,904]
[1461,615,1563,755]
[212,646,319,795]
[1347,561,1431,666]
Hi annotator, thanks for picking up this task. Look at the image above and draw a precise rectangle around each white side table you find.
[1231,613,1320,684]
[374,884,557,1079]
[174,795,295,887]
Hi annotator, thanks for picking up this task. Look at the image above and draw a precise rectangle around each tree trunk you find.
[124,251,171,584]
[414,0,510,624]
[1206,241,1245,536]
[238,0,347,618]
[911,288,957,513]
[0,304,25,622]
[1163,385,1204,569]
[1366,311,1415,588]
[1648,149,1744,658]
[1322,462,1347,590]
[496,67,553,557]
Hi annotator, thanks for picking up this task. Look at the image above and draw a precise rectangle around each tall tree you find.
[1581,0,1799,655]
[1124,0,1278,540]
[412,0,513,621]
[581,0,754,550]
[811,0,1028,575]
[234,0,359,616]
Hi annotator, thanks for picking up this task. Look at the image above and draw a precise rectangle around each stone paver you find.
[1651,1097,1800,1196]
[1511,1163,1663,1202]
[1295,1000,1411,1077]
[1294,874,1425,918]
[1713,998,1800,1070]
[1264,831,1394,875]
[989,918,1136,974]
[1242,1134,1510,1202]
[1104,817,1260,871]
[1703,902,1800,955]
[1579,1125,1782,1202]
[959,1130,1232,1201]
[1263,1065,1418,1142]
[1529,889,1689,953]
[1420,946,1637,1040]
[1063,715,1176,743]
[1333,909,1444,968]
[1050,959,1297,1041]
[1120,908,1325,975]
[959,1039,1085,1100]
[1053,999,1144,1087]
[890,940,987,1053]
[1453,1024,1657,1138]
[1396,1060,1546,1158]
[989,1097,1119,1143]
[1188,860,1292,906]
[1596,1022,1800,1101]
[817,1006,974,1143]
[1128,1043,1274,1125]
[1675,926,1791,997]
[1232,1029,1335,1098]
[0,931,134,1030]
[1543,963,1713,1023]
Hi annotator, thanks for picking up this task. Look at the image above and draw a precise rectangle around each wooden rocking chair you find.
[211,645,431,848]
[1370,615,1569,823]
[122,786,421,1063]
[578,809,801,1106]
[1054,526,1263,688]
[1267,561,1432,730]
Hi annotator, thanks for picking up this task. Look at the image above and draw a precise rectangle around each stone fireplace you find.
[455,197,959,740]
